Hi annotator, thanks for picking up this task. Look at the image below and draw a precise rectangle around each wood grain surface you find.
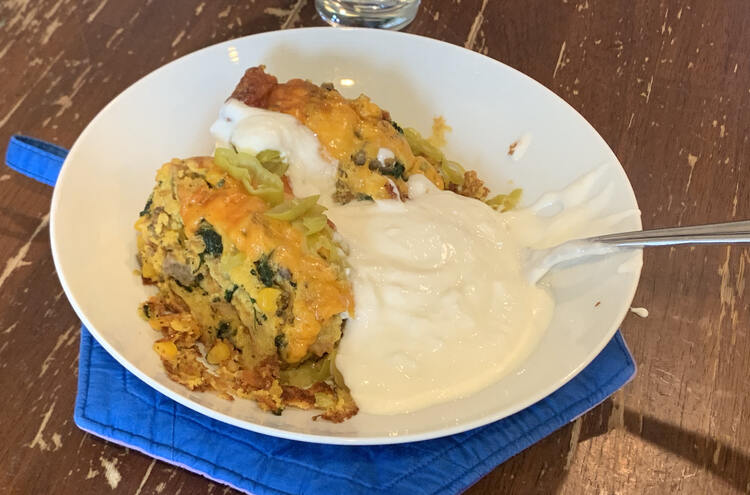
[0,0,748,493]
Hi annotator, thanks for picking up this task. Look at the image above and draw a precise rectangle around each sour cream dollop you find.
[328,176,555,415]
[210,99,337,205]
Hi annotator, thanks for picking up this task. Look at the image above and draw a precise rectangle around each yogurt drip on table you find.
[210,100,638,415]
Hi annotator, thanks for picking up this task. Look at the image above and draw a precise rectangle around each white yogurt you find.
[630,307,649,318]
[524,240,622,284]
[329,176,555,415]
[376,147,395,163]
[511,166,642,283]
[330,170,639,414]
[210,99,337,205]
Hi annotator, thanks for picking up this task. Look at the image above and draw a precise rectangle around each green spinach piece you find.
[380,161,406,179]
[254,254,275,287]
[216,321,232,339]
[197,221,223,257]
[224,284,239,303]
[139,195,153,216]
[274,333,287,351]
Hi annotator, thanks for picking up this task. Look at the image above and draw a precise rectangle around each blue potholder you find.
[5,135,636,495]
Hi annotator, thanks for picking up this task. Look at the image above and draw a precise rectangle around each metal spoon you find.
[526,220,750,283]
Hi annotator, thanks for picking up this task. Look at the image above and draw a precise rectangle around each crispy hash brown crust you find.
[231,66,278,108]
[144,293,357,421]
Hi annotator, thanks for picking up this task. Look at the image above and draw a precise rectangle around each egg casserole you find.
[135,67,521,421]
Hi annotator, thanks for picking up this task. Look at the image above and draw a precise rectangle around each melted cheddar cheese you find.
[263,79,444,201]
[176,157,353,363]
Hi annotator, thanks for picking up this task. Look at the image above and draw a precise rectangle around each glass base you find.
[315,0,420,31]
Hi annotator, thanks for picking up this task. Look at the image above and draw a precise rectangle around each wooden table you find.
[1,0,748,493]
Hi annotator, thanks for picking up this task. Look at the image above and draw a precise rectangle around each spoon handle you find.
[589,220,750,247]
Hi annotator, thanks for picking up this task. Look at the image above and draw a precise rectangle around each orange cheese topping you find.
[265,79,444,198]
[177,158,353,363]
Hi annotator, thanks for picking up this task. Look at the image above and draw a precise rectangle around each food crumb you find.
[427,116,451,148]
[508,133,532,160]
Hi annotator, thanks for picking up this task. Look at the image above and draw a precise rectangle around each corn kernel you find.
[207,341,231,364]
[153,341,177,361]
[141,261,158,280]
[256,287,281,314]
[205,168,225,186]
[170,318,189,332]
[163,230,179,244]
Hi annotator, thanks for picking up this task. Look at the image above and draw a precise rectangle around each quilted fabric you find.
[5,135,636,495]
[4,135,66,186]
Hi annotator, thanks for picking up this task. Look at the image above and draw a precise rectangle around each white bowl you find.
[50,27,641,445]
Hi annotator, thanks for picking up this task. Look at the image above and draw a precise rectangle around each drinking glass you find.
[315,0,420,30]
